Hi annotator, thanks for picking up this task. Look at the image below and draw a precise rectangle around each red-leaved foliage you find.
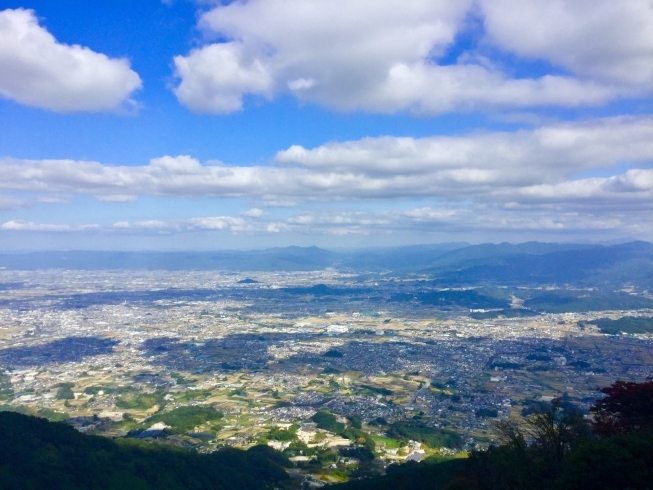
[590,380,653,436]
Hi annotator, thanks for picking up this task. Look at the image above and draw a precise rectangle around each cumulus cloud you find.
[171,0,653,114]
[0,8,141,112]
[174,42,273,113]
[1,116,652,239]
[516,169,653,206]
[481,0,653,87]
[274,116,653,203]
[1,116,652,209]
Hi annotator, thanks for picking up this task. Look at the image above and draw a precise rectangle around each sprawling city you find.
[1,263,651,487]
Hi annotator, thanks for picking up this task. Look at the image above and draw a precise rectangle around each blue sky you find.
[0,0,652,250]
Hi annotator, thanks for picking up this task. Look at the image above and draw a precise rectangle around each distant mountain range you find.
[0,244,463,272]
[1,241,652,288]
[424,241,653,288]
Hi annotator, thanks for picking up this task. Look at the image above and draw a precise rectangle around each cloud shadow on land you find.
[139,333,316,374]
[135,331,653,426]
[137,332,574,377]
[0,336,118,368]
[0,288,224,311]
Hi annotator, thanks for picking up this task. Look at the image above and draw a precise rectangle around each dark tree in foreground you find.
[0,411,291,490]
[521,399,589,465]
[333,380,653,490]
[464,399,589,490]
[590,380,653,435]
[455,382,653,490]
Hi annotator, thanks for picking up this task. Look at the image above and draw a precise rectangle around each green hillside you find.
[588,316,653,335]
[0,412,290,490]
[521,290,653,313]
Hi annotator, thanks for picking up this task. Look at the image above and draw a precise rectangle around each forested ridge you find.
[0,411,290,490]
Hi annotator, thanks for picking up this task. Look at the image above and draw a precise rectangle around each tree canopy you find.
[0,411,290,490]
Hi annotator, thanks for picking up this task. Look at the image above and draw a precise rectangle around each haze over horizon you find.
[1,1,653,251]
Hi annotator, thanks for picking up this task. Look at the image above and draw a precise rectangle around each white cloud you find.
[287,78,315,91]
[37,196,69,204]
[266,222,290,233]
[1,116,652,208]
[275,116,653,201]
[184,0,470,114]
[516,169,653,204]
[0,8,141,112]
[4,201,651,240]
[480,0,653,87]
[358,64,611,114]
[95,194,137,202]
[187,216,249,231]
[274,205,653,238]
[109,216,255,234]
[0,220,99,232]
[240,208,263,218]
[171,0,652,114]
[262,199,297,208]
[174,42,272,113]
[0,117,651,240]
[0,195,28,210]
[131,220,175,230]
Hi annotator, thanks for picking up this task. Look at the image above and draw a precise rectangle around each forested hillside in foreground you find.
[1,381,652,490]
[0,411,291,490]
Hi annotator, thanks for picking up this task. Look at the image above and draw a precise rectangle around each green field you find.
[371,435,400,449]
